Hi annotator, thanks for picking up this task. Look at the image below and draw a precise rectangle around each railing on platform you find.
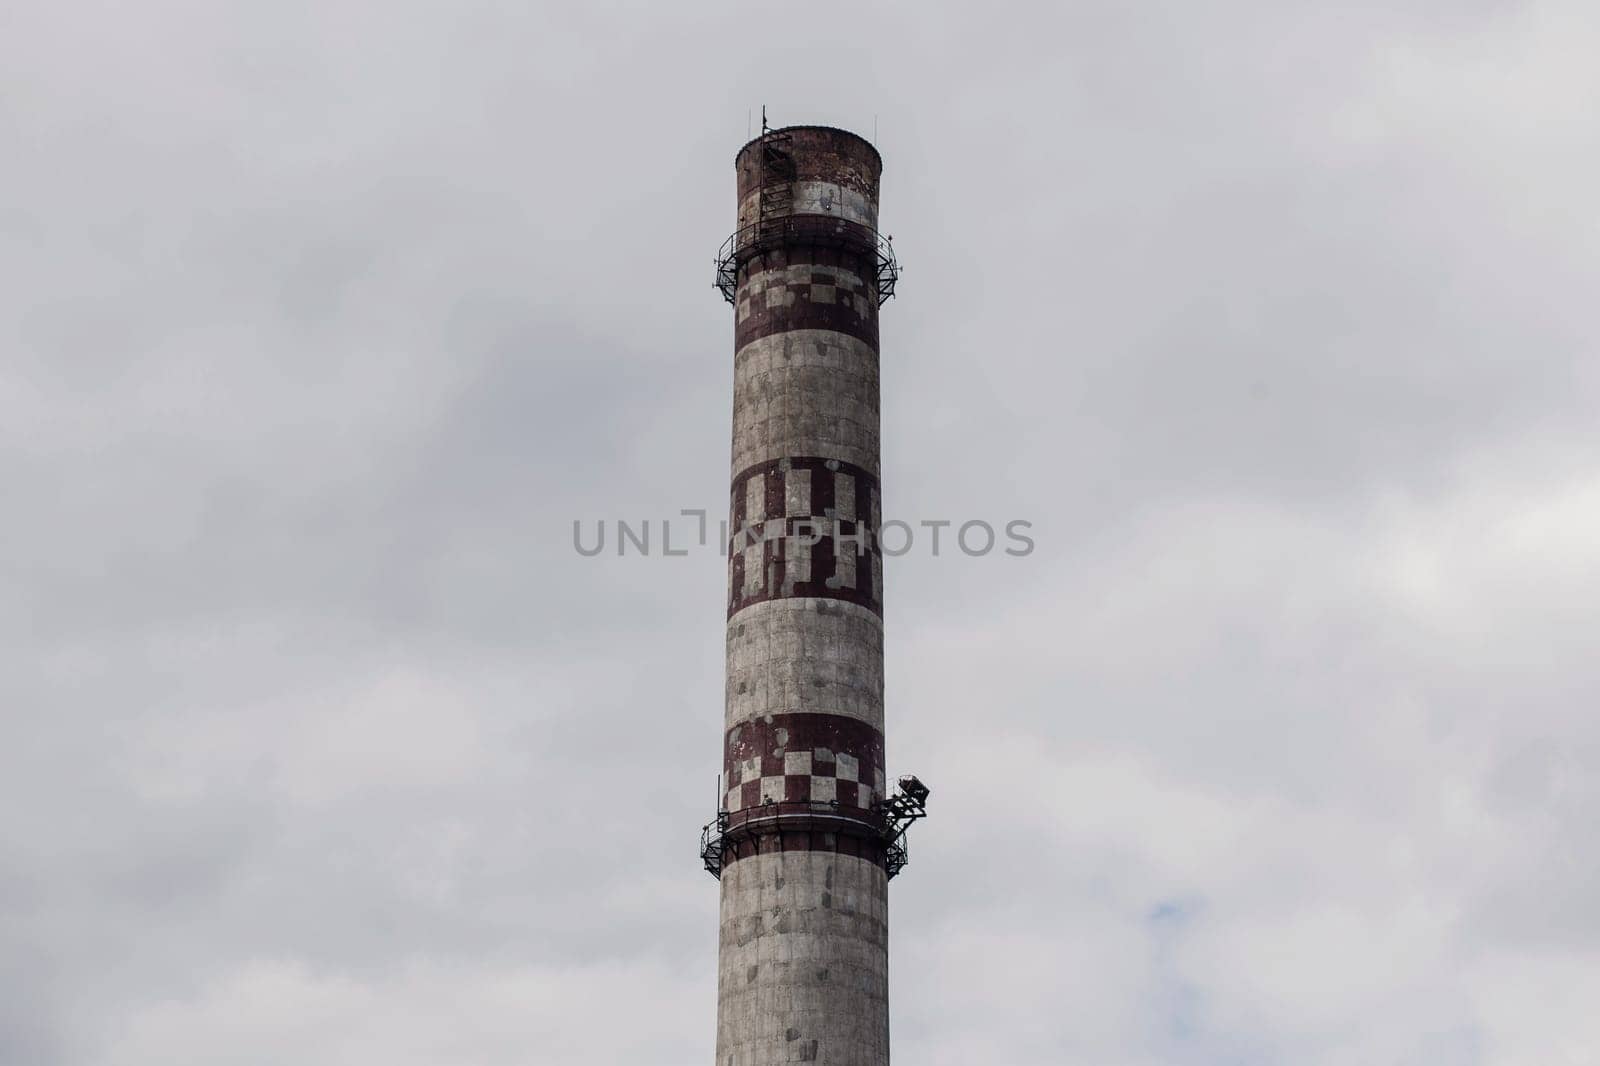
[699,775,928,880]
[714,215,899,307]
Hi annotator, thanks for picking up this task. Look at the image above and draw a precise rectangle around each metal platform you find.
[714,215,900,307]
[700,775,928,880]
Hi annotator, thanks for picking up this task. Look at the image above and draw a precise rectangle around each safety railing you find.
[714,215,899,306]
[698,775,928,880]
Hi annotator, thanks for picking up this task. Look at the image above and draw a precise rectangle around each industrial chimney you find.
[700,117,928,1065]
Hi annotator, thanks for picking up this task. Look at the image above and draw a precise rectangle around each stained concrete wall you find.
[735,125,883,226]
[716,851,889,1066]
[739,182,879,231]
[725,600,884,732]
[731,329,881,476]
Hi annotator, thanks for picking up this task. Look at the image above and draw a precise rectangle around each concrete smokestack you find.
[701,119,927,1065]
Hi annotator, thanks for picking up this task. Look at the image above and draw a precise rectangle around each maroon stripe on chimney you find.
[716,825,890,873]
[734,247,880,350]
[724,712,886,785]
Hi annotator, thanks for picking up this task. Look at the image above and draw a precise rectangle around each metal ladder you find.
[755,110,795,237]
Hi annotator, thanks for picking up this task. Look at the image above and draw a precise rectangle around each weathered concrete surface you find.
[716,851,889,1066]
[739,181,879,231]
[731,330,880,476]
[725,599,883,731]
[736,126,883,210]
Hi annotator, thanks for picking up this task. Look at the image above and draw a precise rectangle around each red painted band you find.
[724,712,886,801]
[730,455,876,494]
[716,816,890,874]
[734,247,880,350]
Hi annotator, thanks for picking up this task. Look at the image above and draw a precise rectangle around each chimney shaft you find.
[706,122,905,1065]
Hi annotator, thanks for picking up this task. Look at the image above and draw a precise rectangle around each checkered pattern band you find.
[724,712,886,816]
[735,253,880,349]
[727,457,883,619]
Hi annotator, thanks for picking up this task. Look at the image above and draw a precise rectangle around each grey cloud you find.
[5,1,1598,1064]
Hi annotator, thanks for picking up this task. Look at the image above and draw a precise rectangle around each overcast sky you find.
[4,2,1599,1064]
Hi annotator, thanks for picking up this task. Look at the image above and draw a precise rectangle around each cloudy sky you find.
[5,1,1599,1063]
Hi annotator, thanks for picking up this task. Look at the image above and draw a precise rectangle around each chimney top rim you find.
[734,124,883,170]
